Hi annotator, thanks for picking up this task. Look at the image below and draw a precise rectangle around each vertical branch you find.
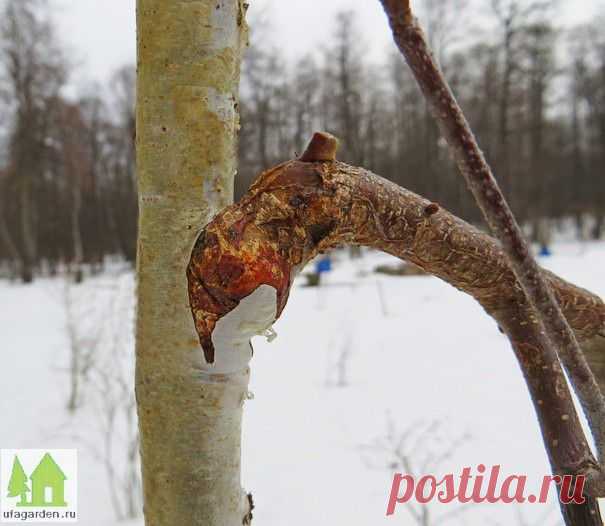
[135,1,251,525]
[378,0,605,462]
[378,0,605,522]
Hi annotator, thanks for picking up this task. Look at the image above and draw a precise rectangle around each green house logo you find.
[7,454,67,508]
[1,449,77,522]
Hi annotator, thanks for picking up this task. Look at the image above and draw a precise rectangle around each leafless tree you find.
[63,275,141,520]
[362,418,472,526]
[1,2,604,279]
[0,0,68,281]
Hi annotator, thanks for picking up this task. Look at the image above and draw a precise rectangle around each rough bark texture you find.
[189,137,605,367]
[135,1,250,525]
[378,0,605,477]
[188,134,605,515]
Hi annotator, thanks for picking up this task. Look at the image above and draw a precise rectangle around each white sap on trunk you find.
[205,284,278,374]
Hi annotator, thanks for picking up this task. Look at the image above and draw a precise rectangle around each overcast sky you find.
[53,0,603,88]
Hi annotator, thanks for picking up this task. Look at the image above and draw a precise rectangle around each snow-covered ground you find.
[1,241,604,525]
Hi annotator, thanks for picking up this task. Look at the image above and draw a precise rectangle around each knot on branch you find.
[299,132,339,162]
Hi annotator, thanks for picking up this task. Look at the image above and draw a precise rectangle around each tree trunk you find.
[19,178,36,283]
[71,181,84,283]
[0,197,21,274]
[135,2,250,525]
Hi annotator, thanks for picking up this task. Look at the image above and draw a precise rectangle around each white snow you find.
[1,241,604,525]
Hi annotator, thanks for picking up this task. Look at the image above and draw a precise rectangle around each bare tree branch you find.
[376,2,605,523]
[188,134,605,524]
[377,0,605,463]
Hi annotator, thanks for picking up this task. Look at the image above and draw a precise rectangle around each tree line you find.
[0,0,136,282]
[1,0,604,282]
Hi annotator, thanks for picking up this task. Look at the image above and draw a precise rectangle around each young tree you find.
[135,1,251,525]
[363,419,472,525]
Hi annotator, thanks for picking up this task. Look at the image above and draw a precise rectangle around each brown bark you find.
[377,4,605,523]
[188,136,605,511]
[377,0,605,465]
[189,134,605,362]
[0,175,21,266]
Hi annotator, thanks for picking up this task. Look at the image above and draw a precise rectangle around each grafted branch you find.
[188,134,605,515]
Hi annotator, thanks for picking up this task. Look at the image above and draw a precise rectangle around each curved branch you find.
[188,135,605,364]
[187,134,605,501]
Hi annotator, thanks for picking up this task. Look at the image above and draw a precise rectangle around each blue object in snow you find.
[539,245,552,257]
[315,257,332,274]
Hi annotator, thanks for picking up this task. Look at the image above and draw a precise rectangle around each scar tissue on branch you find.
[187,132,605,376]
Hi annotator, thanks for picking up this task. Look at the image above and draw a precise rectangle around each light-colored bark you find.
[135,1,250,525]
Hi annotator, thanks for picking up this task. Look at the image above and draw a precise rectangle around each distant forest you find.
[1,0,604,282]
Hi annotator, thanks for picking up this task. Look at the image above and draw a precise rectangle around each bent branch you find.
[189,135,605,362]
[188,134,605,514]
